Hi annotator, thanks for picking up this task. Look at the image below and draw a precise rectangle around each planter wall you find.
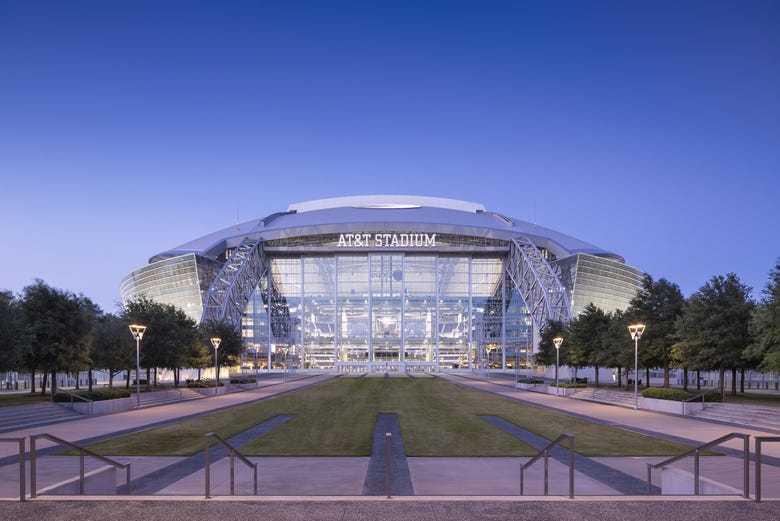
[546,386,577,397]
[641,396,706,415]
[60,396,134,416]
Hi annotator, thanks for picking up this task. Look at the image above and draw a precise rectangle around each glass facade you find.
[554,253,643,316]
[242,254,532,373]
[119,254,221,323]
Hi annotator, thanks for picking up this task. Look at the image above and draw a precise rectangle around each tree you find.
[123,297,199,388]
[626,275,685,387]
[19,280,96,399]
[568,303,610,386]
[92,313,135,389]
[598,309,634,387]
[747,261,780,372]
[198,319,245,383]
[676,274,754,396]
[535,319,569,383]
[0,290,24,373]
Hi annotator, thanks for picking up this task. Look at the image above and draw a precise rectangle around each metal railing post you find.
[204,435,211,499]
[386,432,392,499]
[543,449,549,496]
[647,432,751,498]
[569,436,574,499]
[19,438,26,501]
[203,432,258,498]
[230,454,235,496]
[30,436,37,498]
[743,435,750,499]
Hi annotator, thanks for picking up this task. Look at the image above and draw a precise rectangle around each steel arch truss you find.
[507,237,572,329]
[201,237,266,329]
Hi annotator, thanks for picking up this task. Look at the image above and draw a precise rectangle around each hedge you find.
[641,386,723,402]
[230,378,257,384]
[54,388,132,402]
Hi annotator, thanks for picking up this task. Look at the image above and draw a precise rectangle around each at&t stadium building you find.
[120,196,643,373]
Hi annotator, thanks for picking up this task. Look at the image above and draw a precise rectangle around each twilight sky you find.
[1,0,778,313]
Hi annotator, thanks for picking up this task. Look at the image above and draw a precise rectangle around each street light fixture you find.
[211,337,222,389]
[628,324,646,410]
[553,336,563,397]
[128,324,146,410]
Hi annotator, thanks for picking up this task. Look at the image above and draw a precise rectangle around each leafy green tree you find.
[535,319,569,382]
[747,261,780,372]
[598,309,634,387]
[0,290,25,373]
[198,319,245,382]
[676,273,754,396]
[568,303,610,386]
[123,297,199,388]
[92,313,135,389]
[626,275,685,387]
[19,280,96,399]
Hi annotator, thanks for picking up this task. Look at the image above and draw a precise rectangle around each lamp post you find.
[628,324,646,410]
[128,324,146,410]
[553,336,563,396]
[211,337,222,388]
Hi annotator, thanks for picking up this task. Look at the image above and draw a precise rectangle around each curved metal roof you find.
[151,195,623,263]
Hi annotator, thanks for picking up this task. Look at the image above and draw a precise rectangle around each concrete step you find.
[571,388,639,407]
[0,403,83,433]
[139,388,206,409]
[687,403,780,430]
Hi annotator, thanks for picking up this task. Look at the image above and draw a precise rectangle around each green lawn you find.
[81,377,694,458]
[723,391,780,407]
[0,392,52,407]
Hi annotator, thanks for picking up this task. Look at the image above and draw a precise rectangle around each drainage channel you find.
[362,413,414,496]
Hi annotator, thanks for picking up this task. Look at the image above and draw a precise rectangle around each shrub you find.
[230,378,257,384]
[641,387,694,401]
[54,388,132,402]
[185,381,223,388]
[517,378,544,384]
[549,382,586,388]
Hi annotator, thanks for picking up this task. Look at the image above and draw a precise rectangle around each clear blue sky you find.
[1,0,778,313]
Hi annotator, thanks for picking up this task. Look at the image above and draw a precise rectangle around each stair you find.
[0,402,83,433]
[686,403,780,432]
[139,388,206,409]
[571,388,640,408]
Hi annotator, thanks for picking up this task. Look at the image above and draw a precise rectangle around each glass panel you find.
[336,255,370,363]
[403,256,437,364]
[302,257,336,369]
[270,258,302,368]
[438,256,470,368]
[371,255,402,364]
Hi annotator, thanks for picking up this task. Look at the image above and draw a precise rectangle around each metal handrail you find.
[58,389,94,415]
[204,432,257,498]
[520,433,574,499]
[0,437,25,501]
[646,432,749,498]
[755,436,780,502]
[29,433,131,497]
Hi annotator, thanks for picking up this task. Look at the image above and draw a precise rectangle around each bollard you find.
[386,432,392,498]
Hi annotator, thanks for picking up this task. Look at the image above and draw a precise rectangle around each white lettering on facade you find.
[338,233,437,248]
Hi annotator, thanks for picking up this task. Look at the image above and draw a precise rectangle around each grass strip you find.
[80,377,695,457]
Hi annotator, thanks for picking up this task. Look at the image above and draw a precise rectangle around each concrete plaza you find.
[2,372,780,520]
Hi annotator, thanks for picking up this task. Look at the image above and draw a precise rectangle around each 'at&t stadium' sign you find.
[338,233,437,248]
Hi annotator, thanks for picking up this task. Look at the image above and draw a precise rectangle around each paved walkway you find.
[2,371,780,502]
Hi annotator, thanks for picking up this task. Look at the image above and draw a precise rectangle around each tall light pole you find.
[553,336,563,396]
[129,324,146,410]
[211,337,222,389]
[628,324,646,410]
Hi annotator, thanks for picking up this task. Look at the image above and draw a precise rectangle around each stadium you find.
[120,195,643,373]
